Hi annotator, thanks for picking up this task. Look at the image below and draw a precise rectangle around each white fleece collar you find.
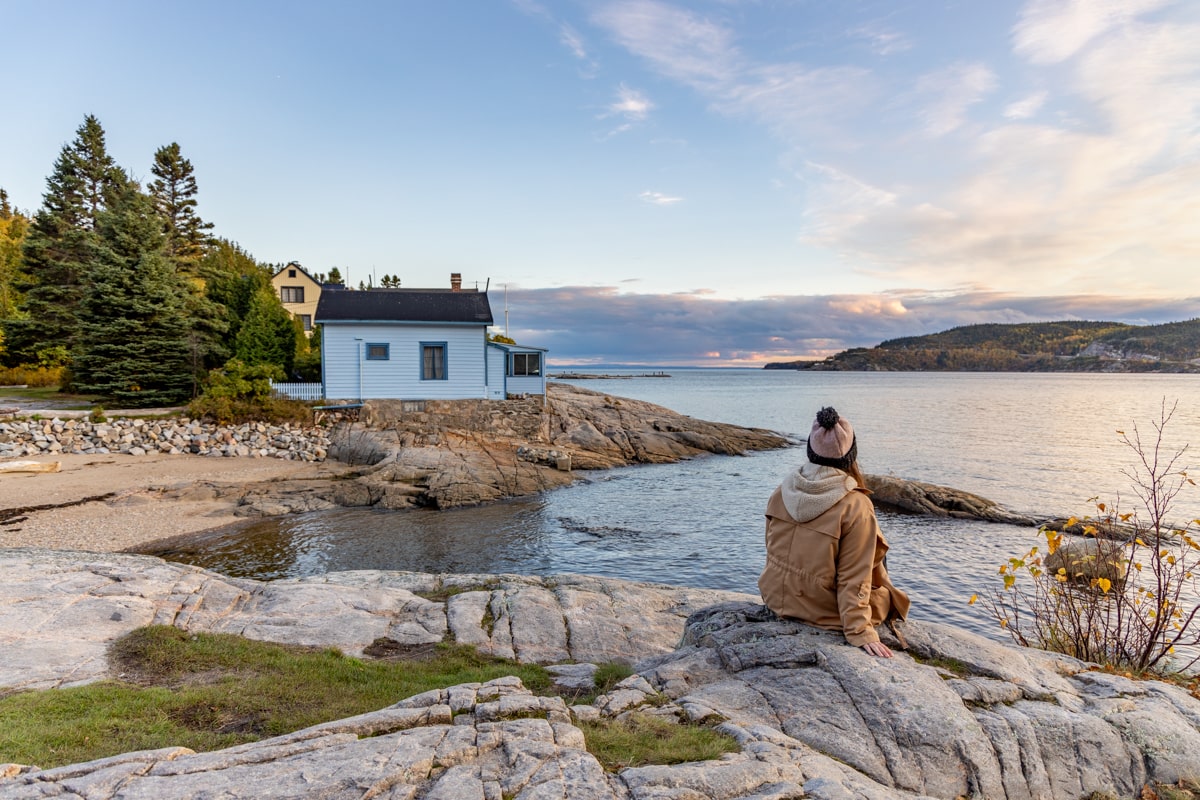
[779,462,857,523]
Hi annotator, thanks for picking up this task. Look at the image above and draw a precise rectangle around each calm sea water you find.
[142,370,1200,641]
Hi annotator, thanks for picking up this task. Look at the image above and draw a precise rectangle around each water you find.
[141,370,1200,641]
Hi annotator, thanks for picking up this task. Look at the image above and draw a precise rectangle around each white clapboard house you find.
[315,275,547,401]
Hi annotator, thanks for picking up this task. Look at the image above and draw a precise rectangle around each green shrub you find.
[188,359,311,425]
[0,364,65,387]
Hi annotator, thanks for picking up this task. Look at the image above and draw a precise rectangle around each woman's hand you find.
[861,641,894,658]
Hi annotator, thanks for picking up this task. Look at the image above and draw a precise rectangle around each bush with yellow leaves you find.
[981,400,1200,674]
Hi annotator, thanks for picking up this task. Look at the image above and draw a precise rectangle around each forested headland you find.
[764,320,1200,372]
[0,115,342,408]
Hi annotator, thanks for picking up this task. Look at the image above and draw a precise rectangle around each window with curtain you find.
[421,343,446,380]
[280,286,304,303]
[366,343,389,360]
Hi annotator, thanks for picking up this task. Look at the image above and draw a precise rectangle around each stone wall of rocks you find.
[363,396,548,441]
[0,417,331,461]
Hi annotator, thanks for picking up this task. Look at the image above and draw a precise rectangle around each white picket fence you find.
[270,381,324,401]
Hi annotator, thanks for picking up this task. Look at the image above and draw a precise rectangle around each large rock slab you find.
[641,602,1200,800]
[0,548,753,693]
[5,551,1200,800]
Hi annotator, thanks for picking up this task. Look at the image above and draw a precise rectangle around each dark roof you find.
[315,289,493,325]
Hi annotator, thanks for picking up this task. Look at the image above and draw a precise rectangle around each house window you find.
[287,269,297,278]
[365,343,389,360]
[421,343,446,380]
[299,314,312,331]
[280,286,304,303]
[509,353,541,376]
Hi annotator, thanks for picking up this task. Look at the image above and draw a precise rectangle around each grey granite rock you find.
[4,552,1200,800]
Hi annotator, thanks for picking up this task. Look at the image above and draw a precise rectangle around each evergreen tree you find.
[74,183,193,407]
[149,142,213,269]
[1,115,124,367]
[200,238,272,344]
[327,266,343,285]
[233,284,297,375]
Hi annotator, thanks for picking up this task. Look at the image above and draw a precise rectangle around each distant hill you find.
[764,319,1200,372]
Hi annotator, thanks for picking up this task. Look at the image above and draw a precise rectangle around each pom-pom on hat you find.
[807,406,857,469]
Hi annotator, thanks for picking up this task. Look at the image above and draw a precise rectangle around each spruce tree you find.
[234,284,298,376]
[74,183,193,407]
[149,142,213,269]
[1,115,123,367]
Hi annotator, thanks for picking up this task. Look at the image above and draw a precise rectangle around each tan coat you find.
[758,485,909,647]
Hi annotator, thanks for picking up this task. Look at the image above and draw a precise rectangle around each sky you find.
[2,0,1198,365]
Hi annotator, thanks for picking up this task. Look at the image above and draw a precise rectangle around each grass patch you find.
[579,713,739,772]
[0,626,550,770]
[908,652,972,677]
[559,661,637,706]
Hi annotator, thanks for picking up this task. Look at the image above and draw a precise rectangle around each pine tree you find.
[74,184,193,406]
[1,115,124,367]
[234,284,297,375]
[149,142,213,269]
[327,266,343,285]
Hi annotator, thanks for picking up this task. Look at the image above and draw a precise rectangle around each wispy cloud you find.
[912,62,997,136]
[495,285,1197,365]
[560,23,589,60]
[1013,0,1174,64]
[640,190,682,205]
[849,23,913,56]
[1004,90,1049,119]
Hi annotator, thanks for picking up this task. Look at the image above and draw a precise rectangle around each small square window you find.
[365,343,389,360]
[287,269,297,278]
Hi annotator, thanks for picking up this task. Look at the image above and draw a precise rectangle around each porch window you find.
[509,352,541,376]
[421,343,446,380]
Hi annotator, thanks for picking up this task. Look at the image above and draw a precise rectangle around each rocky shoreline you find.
[1,384,1045,538]
[2,548,1198,800]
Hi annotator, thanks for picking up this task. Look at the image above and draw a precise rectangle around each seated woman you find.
[758,407,909,657]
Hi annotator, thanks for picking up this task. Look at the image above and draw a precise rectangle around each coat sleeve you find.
[835,494,881,647]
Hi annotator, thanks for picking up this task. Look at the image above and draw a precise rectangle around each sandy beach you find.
[0,453,340,553]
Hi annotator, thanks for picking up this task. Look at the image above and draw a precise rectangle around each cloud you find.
[493,285,1197,365]
[640,190,682,205]
[560,23,589,61]
[912,62,997,136]
[848,23,913,56]
[1013,0,1174,64]
[608,83,653,120]
[591,0,740,88]
[1004,90,1049,119]
[586,1,1198,299]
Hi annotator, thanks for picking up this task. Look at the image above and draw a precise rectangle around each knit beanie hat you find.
[806,406,858,470]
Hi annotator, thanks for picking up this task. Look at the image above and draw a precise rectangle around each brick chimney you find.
[450,272,462,291]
